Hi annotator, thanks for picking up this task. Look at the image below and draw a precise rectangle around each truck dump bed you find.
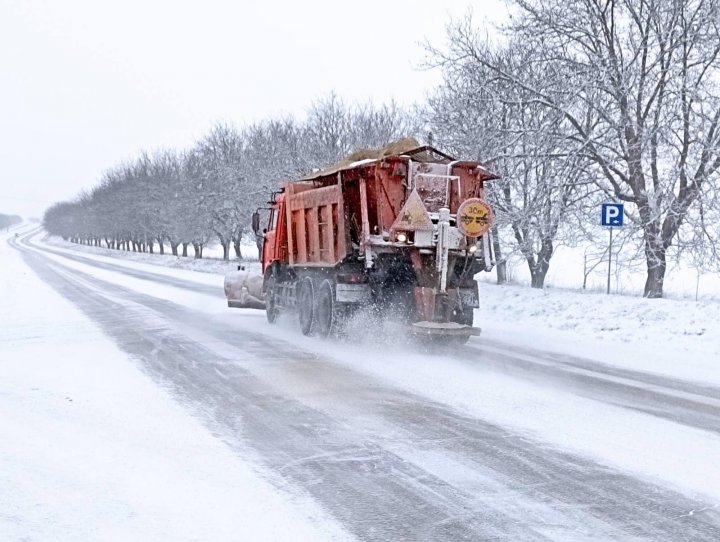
[282,146,497,269]
[285,183,346,266]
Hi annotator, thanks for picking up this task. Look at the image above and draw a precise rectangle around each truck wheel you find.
[447,307,473,345]
[448,335,470,346]
[315,279,337,338]
[265,276,279,324]
[453,307,473,327]
[298,277,316,336]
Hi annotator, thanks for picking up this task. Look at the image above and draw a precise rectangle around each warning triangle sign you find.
[391,189,434,231]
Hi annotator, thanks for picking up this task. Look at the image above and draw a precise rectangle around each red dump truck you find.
[250,144,497,343]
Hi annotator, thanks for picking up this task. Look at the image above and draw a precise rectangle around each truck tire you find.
[315,279,337,338]
[453,307,473,327]
[448,306,473,345]
[265,275,279,324]
[449,335,470,346]
[298,277,316,336]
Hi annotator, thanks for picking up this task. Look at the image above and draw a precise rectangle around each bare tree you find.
[194,124,244,260]
[43,96,421,261]
[304,92,352,165]
[426,42,595,288]
[434,2,720,297]
[676,178,720,297]
[0,214,22,229]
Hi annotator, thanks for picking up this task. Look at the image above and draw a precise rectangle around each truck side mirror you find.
[251,211,260,235]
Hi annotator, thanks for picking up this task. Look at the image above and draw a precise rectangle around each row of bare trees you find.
[44,95,418,260]
[1,213,22,230]
[425,0,720,297]
[44,0,720,297]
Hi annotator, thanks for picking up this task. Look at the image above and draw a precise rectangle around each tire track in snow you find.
[463,341,720,435]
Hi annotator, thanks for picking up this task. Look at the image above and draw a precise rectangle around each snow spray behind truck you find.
[249,142,498,344]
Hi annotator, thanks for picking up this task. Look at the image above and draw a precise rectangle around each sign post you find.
[607,226,614,295]
[600,203,624,294]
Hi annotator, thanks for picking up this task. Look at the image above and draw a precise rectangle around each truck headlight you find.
[468,244,478,254]
[396,232,407,243]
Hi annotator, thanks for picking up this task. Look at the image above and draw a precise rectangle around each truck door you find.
[261,207,278,274]
[262,195,290,273]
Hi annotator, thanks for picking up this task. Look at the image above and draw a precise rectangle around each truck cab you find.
[253,192,287,276]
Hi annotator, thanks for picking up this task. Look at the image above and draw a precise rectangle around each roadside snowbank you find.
[477,281,720,385]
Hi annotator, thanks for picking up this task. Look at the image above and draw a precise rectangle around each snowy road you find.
[8,229,720,541]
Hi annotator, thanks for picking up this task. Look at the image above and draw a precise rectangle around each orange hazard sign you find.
[456,198,493,238]
[391,189,434,231]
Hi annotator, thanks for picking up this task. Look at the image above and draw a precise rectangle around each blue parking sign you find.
[601,203,624,227]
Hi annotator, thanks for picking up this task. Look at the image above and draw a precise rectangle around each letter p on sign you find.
[601,203,624,227]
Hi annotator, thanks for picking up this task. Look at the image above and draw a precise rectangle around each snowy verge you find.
[42,231,260,276]
[0,230,352,541]
[477,281,720,386]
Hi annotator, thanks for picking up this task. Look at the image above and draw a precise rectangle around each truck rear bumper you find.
[410,321,481,336]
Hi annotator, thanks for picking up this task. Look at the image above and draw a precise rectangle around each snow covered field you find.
[4,225,720,540]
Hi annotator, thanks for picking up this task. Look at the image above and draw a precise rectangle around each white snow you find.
[495,242,720,302]
[11,227,720,519]
[310,337,720,505]
[0,227,353,542]
[478,282,720,387]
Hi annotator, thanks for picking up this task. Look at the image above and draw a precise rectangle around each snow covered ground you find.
[0,225,352,542]
[4,226,720,540]
[492,238,720,302]
[479,282,720,386]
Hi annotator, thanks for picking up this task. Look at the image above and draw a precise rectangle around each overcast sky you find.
[0,0,505,219]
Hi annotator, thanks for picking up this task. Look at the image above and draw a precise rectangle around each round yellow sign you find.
[456,198,493,238]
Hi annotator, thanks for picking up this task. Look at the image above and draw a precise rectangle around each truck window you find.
[269,209,279,231]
